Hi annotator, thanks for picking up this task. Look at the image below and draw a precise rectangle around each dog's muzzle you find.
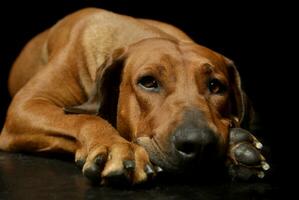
[171,123,219,165]
[137,110,223,172]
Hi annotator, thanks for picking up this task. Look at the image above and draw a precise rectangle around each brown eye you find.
[208,79,226,94]
[138,76,160,92]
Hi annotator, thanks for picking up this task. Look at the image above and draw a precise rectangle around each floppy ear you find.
[226,59,255,129]
[63,48,126,126]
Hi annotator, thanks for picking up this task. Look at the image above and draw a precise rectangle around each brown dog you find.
[0,8,269,184]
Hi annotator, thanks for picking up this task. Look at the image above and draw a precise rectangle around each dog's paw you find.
[75,142,156,185]
[226,128,270,180]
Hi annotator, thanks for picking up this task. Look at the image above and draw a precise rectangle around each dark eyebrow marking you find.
[202,63,214,74]
[141,64,168,78]
[156,65,167,76]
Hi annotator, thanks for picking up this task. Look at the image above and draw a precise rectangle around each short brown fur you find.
[0,8,245,184]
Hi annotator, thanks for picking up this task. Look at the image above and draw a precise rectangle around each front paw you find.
[75,142,156,185]
[227,128,270,180]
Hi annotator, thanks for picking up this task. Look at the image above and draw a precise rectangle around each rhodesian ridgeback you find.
[0,8,269,185]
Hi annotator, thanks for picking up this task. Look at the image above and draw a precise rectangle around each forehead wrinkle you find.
[142,62,178,86]
[201,63,214,74]
[194,62,227,79]
[179,44,229,79]
[141,64,168,77]
[159,53,181,69]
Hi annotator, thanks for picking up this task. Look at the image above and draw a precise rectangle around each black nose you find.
[172,126,218,159]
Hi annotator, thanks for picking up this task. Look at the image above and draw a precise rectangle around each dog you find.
[0,8,269,185]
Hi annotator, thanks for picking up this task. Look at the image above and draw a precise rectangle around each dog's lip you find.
[136,136,179,171]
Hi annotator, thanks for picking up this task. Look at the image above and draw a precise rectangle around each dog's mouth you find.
[136,136,180,171]
[136,135,224,174]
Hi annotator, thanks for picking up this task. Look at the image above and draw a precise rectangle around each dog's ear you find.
[63,48,126,124]
[226,59,255,129]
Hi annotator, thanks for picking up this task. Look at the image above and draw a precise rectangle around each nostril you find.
[175,140,198,156]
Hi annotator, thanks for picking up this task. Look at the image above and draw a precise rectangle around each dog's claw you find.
[103,170,129,185]
[82,153,107,182]
[261,161,270,171]
[254,141,263,149]
[155,166,163,173]
[83,164,101,182]
[95,155,106,167]
[78,142,152,185]
[75,159,86,169]
[227,128,270,180]
[257,171,265,179]
[102,161,135,185]
[123,160,135,171]
[144,164,155,176]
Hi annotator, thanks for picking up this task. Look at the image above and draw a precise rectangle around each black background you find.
[0,0,295,184]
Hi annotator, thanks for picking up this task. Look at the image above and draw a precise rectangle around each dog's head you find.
[65,38,248,172]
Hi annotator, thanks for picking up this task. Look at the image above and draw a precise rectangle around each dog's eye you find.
[138,76,160,92]
[208,79,227,94]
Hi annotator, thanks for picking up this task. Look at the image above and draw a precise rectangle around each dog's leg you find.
[226,128,270,180]
[0,92,154,186]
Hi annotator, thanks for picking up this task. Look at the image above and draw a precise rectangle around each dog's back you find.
[8,8,192,96]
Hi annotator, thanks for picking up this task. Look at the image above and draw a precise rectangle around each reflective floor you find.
[0,152,282,200]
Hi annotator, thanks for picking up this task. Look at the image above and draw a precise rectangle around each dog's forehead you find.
[179,42,228,70]
[127,38,181,63]
[126,38,228,73]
